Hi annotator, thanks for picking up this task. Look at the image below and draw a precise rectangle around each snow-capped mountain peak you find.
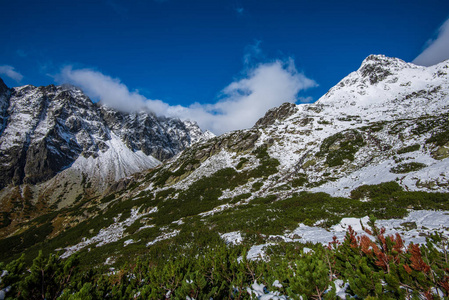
[0,79,212,204]
[315,55,449,122]
[149,54,449,208]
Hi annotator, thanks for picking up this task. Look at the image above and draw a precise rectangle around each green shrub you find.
[291,174,308,187]
[100,193,116,203]
[317,130,366,167]
[350,181,403,200]
[2,215,449,300]
[397,144,420,154]
[153,159,200,187]
[236,157,249,169]
[426,128,449,147]
[1,251,80,300]
[390,162,427,174]
[251,195,277,205]
[0,223,54,262]
[252,181,263,191]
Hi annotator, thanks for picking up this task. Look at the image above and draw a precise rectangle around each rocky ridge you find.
[148,55,449,200]
[0,80,212,212]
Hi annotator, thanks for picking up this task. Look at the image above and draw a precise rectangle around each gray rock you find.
[0,79,211,189]
[255,102,298,127]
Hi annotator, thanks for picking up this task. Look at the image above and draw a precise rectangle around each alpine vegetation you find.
[1,55,449,299]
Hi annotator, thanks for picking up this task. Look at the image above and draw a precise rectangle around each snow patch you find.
[246,281,287,300]
[288,210,449,246]
[61,206,157,258]
[246,243,274,261]
[70,134,160,185]
[146,229,180,246]
[220,231,243,245]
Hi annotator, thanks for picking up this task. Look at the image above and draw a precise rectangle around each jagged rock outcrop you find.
[0,78,10,136]
[255,102,298,127]
[0,81,212,190]
[100,107,208,161]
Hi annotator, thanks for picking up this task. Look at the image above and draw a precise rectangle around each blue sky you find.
[1,0,449,133]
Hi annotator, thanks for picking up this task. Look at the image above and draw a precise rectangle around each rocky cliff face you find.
[0,78,10,137]
[254,102,298,127]
[0,81,212,190]
[100,107,209,161]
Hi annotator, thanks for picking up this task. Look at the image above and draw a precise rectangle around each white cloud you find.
[0,65,24,82]
[413,17,449,66]
[56,59,317,135]
[204,59,317,133]
[58,66,144,111]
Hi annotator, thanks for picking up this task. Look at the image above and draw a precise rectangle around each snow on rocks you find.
[288,210,449,247]
[146,229,180,246]
[172,218,185,225]
[0,270,10,300]
[199,203,237,217]
[123,239,138,247]
[244,210,449,263]
[272,280,283,289]
[172,149,236,191]
[61,207,157,258]
[331,216,370,232]
[220,231,243,245]
[246,281,287,300]
[70,134,161,186]
[246,243,274,261]
[310,160,399,197]
[312,156,449,197]
[316,56,449,122]
[105,257,116,265]
[136,224,155,232]
[302,247,313,254]
[0,286,11,300]
[332,279,350,299]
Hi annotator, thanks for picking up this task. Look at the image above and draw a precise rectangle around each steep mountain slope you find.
[0,83,110,187]
[1,55,449,278]
[148,55,449,200]
[0,81,212,189]
[0,79,10,137]
[0,80,212,232]
[99,106,212,162]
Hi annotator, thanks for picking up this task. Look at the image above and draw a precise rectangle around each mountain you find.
[1,55,449,298]
[0,79,213,230]
[150,54,449,200]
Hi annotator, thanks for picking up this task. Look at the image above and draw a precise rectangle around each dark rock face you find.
[0,78,8,95]
[255,102,299,127]
[0,78,10,136]
[0,84,103,187]
[0,79,209,189]
[100,108,202,161]
[359,55,394,85]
